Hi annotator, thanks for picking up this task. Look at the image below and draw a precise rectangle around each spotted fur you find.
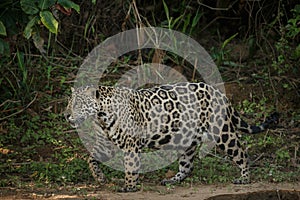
[65,82,278,192]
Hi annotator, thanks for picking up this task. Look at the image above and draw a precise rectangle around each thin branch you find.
[0,92,38,121]
[0,99,20,108]
[197,0,239,11]
[252,153,265,164]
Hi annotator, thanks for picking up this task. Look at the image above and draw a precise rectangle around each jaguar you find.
[64,82,278,192]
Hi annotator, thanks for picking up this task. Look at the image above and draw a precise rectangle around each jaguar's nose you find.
[64,114,77,128]
[64,113,71,121]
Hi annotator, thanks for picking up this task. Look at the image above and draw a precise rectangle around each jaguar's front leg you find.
[88,155,106,184]
[119,151,140,192]
[88,130,116,184]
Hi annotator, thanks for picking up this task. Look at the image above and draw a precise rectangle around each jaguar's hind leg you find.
[218,135,250,184]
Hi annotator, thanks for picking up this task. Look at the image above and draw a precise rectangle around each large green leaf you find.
[0,21,7,36]
[40,11,58,34]
[38,0,55,10]
[20,0,39,14]
[24,16,38,39]
[58,0,80,13]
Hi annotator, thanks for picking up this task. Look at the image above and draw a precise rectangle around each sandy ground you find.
[1,182,299,200]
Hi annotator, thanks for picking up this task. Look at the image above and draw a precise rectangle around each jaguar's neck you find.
[96,85,134,129]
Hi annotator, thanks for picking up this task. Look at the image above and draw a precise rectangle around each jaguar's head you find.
[64,86,99,128]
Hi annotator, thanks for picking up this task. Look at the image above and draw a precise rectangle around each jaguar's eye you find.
[73,101,80,110]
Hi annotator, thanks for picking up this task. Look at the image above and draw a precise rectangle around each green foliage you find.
[4,50,32,102]
[20,0,78,39]
[20,0,40,14]
[58,0,80,13]
[24,16,38,39]
[238,97,272,117]
[211,33,239,67]
[194,156,235,184]
[0,113,91,186]
[39,10,59,34]
[271,4,300,76]
[0,0,80,54]
[161,0,202,35]
[275,148,291,163]
[0,21,7,36]
[286,5,300,40]
[243,129,298,173]
[286,5,300,60]
[19,0,79,37]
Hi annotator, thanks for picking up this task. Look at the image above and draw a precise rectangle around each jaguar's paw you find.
[117,186,138,193]
[233,178,250,184]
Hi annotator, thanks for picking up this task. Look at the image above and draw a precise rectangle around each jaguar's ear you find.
[71,87,75,93]
[85,86,97,98]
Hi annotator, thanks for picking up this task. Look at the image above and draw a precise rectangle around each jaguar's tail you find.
[235,112,279,134]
